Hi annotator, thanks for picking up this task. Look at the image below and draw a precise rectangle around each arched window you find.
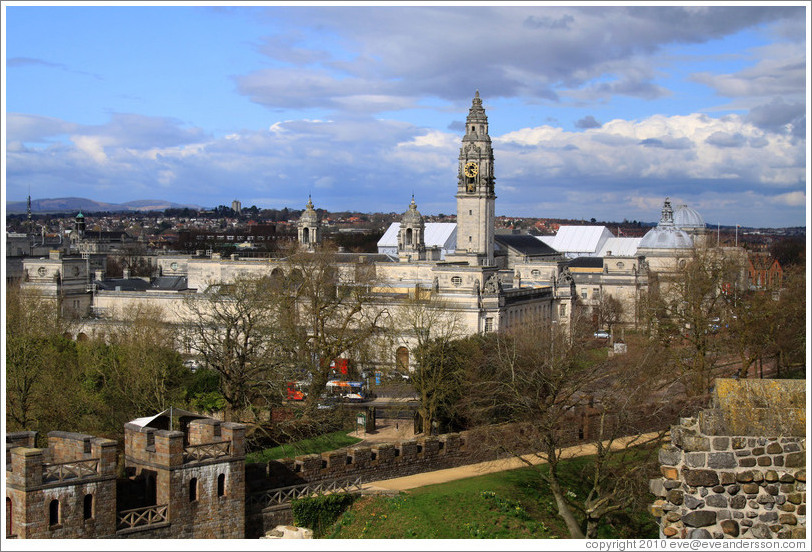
[49,499,60,526]
[302,227,310,244]
[189,478,198,502]
[406,228,413,245]
[217,474,226,497]
[83,494,93,520]
[396,347,409,372]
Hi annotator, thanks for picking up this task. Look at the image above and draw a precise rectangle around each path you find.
[361,431,663,492]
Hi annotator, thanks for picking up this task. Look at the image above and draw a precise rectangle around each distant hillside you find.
[6,197,202,214]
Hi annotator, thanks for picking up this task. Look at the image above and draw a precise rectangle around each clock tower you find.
[454,91,495,266]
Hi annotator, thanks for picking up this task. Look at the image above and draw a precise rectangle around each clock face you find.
[464,162,478,178]
[37,266,47,277]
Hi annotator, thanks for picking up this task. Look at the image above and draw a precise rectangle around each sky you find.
[2,1,809,228]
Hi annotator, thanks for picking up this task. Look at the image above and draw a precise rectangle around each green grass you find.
[326,451,659,539]
[246,430,363,463]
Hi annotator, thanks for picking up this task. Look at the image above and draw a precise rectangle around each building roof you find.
[568,256,604,269]
[378,222,457,249]
[638,198,693,250]
[674,204,706,229]
[94,278,151,291]
[539,225,613,257]
[598,237,643,257]
[495,234,559,257]
[151,276,188,291]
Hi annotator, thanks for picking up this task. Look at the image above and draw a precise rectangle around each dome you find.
[674,204,705,229]
[638,226,694,249]
[298,196,319,225]
[638,197,693,250]
[401,196,424,227]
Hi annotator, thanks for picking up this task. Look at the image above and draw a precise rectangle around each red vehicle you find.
[286,381,307,401]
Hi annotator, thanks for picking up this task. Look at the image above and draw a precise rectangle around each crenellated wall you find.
[651,379,806,540]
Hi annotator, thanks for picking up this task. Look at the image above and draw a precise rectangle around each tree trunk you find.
[549,473,585,538]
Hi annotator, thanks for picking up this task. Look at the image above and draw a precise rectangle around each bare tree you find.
[275,245,387,414]
[595,293,624,337]
[179,273,289,422]
[645,246,741,396]
[462,320,669,538]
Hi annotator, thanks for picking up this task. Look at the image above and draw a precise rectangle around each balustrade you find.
[117,504,168,531]
[183,441,230,463]
[41,459,99,483]
[247,476,363,511]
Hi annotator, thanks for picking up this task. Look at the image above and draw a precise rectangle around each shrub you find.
[291,493,359,537]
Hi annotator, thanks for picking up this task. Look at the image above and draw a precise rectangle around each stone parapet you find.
[652,379,806,539]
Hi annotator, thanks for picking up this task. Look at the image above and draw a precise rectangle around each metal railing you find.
[117,504,168,531]
[42,459,99,483]
[183,441,230,463]
[247,476,364,511]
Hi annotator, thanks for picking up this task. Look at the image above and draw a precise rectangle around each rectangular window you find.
[484,318,493,332]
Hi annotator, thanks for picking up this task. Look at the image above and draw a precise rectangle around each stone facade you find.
[6,414,246,540]
[651,379,806,539]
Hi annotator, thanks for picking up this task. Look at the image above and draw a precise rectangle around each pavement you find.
[360,430,664,493]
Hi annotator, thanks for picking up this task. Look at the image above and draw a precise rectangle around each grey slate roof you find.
[495,234,559,257]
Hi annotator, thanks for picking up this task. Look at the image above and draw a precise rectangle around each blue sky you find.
[3,2,808,227]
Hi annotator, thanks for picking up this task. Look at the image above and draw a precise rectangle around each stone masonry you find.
[651,379,806,539]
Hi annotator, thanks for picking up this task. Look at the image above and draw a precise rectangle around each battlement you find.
[6,430,117,490]
[124,417,245,467]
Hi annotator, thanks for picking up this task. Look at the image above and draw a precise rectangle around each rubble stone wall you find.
[651,379,806,540]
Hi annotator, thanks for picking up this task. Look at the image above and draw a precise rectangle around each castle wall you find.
[651,379,806,540]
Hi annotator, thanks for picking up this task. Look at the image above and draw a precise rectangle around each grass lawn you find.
[326,452,659,539]
[246,430,363,463]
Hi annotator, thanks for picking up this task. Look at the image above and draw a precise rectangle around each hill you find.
[6,197,201,214]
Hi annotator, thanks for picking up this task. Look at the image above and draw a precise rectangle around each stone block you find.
[750,524,772,539]
[753,447,765,456]
[732,437,747,449]
[649,478,666,497]
[666,511,682,522]
[757,456,772,467]
[759,511,778,523]
[741,483,760,494]
[779,504,795,513]
[797,505,804,515]
[649,499,667,517]
[712,485,725,493]
[663,526,678,537]
[685,452,706,468]
[752,471,764,482]
[783,443,801,453]
[719,472,736,485]
[739,458,757,468]
[716,509,732,520]
[683,468,719,487]
[664,480,682,489]
[726,484,740,495]
[659,446,682,466]
[773,455,784,467]
[667,490,684,505]
[786,493,803,504]
[661,466,679,480]
[757,494,775,504]
[778,473,795,483]
[720,519,740,537]
[778,514,797,525]
[708,452,737,469]
[684,494,704,509]
[689,528,713,539]
[765,470,779,482]
[683,510,717,528]
[766,442,783,454]
[790,527,806,539]
[794,470,805,482]
[706,494,728,508]
[785,452,804,467]
[764,484,778,496]
[713,437,730,450]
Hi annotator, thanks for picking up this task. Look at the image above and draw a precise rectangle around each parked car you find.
[593,330,610,339]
